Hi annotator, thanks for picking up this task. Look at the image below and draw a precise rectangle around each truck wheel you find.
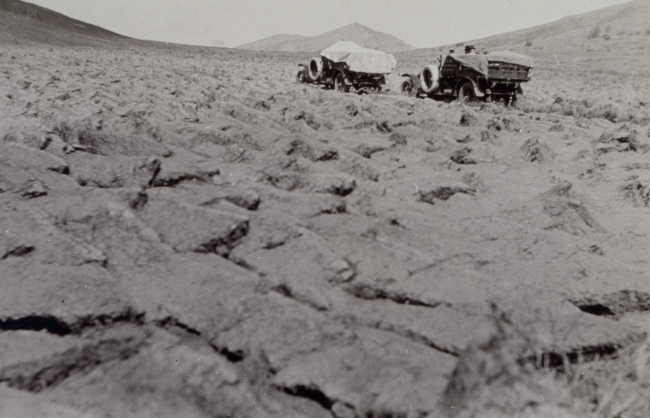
[458,82,476,103]
[296,68,307,84]
[401,79,417,97]
[334,73,349,93]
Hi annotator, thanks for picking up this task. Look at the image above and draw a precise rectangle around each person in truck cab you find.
[464,45,476,54]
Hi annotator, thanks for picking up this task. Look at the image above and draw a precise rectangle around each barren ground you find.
[1,31,650,418]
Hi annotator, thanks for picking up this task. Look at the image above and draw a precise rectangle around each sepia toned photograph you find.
[1,0,649,416]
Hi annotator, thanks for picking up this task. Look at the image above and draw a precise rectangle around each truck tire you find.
[309,57,324,82]
[334,72,349,93]
[420,65,439,94]
[458,82,476,103]
[401,78,417,97]
[296,68,307,84]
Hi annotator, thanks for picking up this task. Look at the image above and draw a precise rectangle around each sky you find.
[26,0,632,48]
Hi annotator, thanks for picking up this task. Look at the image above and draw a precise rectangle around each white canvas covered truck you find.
[296,41,397,93]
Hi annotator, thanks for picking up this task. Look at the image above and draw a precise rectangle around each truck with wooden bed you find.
[400,50,534,105]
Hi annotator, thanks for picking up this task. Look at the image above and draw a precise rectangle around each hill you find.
[238,22,415,53]
[398,0,650,77]
[2,21,650,418]
[459,0,650,52]
[1,1,650,417]
[0,0,128,46]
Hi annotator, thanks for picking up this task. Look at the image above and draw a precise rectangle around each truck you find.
[296,41,397,93]
[400,50,534,105]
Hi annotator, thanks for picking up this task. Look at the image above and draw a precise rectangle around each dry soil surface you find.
[1,40,650,418]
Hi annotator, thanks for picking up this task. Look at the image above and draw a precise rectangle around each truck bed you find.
[487,62,530,81]
[439,54,532,82]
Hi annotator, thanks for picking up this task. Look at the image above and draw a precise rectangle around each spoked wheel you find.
[334,73,349,93]
[401,79,417,97]
[296,69,307,84]
[458,82,476,103]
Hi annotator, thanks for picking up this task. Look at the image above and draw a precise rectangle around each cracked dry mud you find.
[1,37,650,418]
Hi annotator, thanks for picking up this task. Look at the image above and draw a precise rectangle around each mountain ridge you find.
[237,22,415,53]
[393,0,650,78]
[0,0,128,45]
[425,0,649,53]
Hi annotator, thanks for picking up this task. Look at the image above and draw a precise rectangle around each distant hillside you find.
[0,0,127,46]
[397,0,650,77]
[456,0,649,51]
[238,22,415,53]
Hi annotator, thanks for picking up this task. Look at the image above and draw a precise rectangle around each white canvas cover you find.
[320,41,397,74]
